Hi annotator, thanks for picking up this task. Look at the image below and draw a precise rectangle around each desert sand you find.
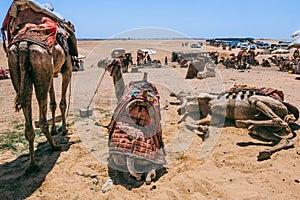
[0,39,300,200]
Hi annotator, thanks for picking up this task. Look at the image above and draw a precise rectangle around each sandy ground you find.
[0,39,300,200]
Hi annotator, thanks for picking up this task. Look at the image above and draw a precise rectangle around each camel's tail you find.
[15,41,29,112]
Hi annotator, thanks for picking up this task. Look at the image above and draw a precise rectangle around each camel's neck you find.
[111,65,125,101]
[199,103,211,118]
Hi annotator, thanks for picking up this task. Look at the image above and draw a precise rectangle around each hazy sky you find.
[1,0,300,40]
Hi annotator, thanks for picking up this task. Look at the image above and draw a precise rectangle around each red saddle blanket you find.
[225,84,284,101]
[5,8,57,51]
[109,80,167,165]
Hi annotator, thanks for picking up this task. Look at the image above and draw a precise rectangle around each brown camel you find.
[2,1,76,171]
[172,86,299,161]
[105,59,166,186]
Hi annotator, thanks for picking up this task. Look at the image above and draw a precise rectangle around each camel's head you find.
[106,58,121,74]
[197,93,213,104]
[197,93,216,117]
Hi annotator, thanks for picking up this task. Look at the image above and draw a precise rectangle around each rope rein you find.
[87,68,107,110]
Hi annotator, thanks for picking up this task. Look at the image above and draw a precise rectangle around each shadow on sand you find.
[108,165,168,190]
[0,133,71,200]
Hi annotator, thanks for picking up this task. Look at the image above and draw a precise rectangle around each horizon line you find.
[77,37,291,41]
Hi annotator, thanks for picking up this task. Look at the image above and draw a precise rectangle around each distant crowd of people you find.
[216,48,300,74]
[217,49,259,70]
[270,49,300,73]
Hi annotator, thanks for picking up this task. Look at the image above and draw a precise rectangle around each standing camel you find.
[2,1,77,171]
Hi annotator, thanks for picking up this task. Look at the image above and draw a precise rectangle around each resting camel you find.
[172,85,299,160]
[2,1,77,171]
[105,59,166,186]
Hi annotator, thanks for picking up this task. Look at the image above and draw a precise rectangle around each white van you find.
[273,42,290,50]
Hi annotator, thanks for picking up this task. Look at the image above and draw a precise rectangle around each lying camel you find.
[171,85,299,160]
[105,59,166,186]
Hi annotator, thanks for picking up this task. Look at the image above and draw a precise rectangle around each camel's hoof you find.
[282,139,294,149]
[201,125,209,134]
[145,169,156,185]
[26,163,40,174]
[145,177,151,185]
[202,126,209,140]
[126,185,132,190]
[257,149,272,161]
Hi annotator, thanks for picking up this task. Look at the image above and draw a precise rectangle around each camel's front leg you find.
[248,126,294,160]
[185,115,211,131]
[182,115,211,140]
[235,119,289,129]
[258,139,294,161]
[247,96,294,132]
[248,96,288,124]
[198,115,213,125]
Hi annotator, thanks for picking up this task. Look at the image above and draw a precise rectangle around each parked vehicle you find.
[273,42,291,50]
[271,44,278,49]
[230,41,239,48]
[237,42,249,48]
[191,42,202,48]
[256,41,270,49]
[240,44,248,50]
[249,44,256,50]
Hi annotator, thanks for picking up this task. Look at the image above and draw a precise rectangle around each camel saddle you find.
[6,8,57,51]
[225,84,284,101]
[2,0,77,55]
[109,80,167,165]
